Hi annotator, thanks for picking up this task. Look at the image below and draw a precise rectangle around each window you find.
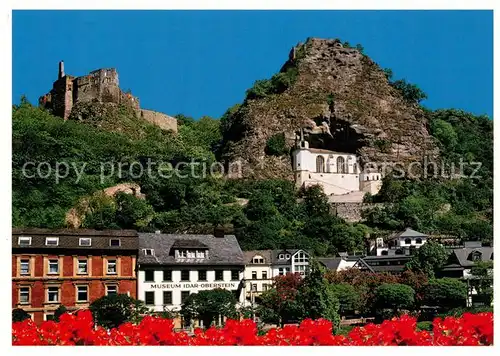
[285,254,290,259]
[20,259,30,275]
[44,314,55,321]
[293,251,309,263]
[79,238,92,246]
[262,271,268,279]
[316,156,325,173]
[198,270,207,281]
[77,260,88,274]
[416,238,423,244]
[48,259,59,274]
[278,268,284,276]
[18,236,31,246]
[47,287,59,302]
[19,287,30,304]
[278,254,285,260]
[252,271,257,280]
[163,291,172,305]
[163,270,172,281]
[471,251,482,262]
[181,291,190,304]
[177,250,187,258]
[196,250,205,258]
[76,285,88,302]
[145,291,155,305]
[252,256,264,264]
[285,267,291,274]
[45,237,59,246]
[263,284,269,292]
[381,250,389,256]
[231,270,239,280]
[107,259,117,274]
[106,285,117,296]
[110,239,121,247]
[181,270,190,281]
[337,156,346,174]
[186,250,195,258]
[251,284,258,292]
[353,163,358,174]
[404,238,412,245]
[143,249,154,256]
[145,270,155,282]
[215,270,224,281]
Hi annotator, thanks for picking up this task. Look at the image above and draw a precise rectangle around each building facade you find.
[137,232,246,327]
[374,228,428,256]
[292,137,382,196]
[243,249,311,305]
[12,229,138,324]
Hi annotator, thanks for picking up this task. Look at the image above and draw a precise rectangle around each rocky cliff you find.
[220,38,439,179]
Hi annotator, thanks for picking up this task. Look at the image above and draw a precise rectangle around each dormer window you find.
[79,238,91,246]
[45,237,59,246]
[469,251,482,262]
[415,238,423,244]
[143,249,154,256]
[285,254,291,259]
[404,238,412,245]
[18,236,31,246]
[196,250,205,258]
[110,239,121,247]
[177,250,187,258]
[279,254,285,260]
[252,256,264,264]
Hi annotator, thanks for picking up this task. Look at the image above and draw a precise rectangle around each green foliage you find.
[470,261,493,305]
[245,66,299,100]
[180,289,238,327]
[405,241,448,278]
[265,132,287,156]
[373,283,415,312]
[89,294,149,329]
[12,308,30,323]
[383,68,393,81]
[422,278,467,310]
[430,119,458,150]
[374,139,392,153]
[390,79,428,104]
[437,306,493,318]
[416,321,433,331]
[330,283,361,315]
[297,260,340,326]
[54,305,68,322]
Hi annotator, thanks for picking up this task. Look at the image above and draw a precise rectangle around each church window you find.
[337,157,346,174]
[316,156,325,173]
[353,163,357,174]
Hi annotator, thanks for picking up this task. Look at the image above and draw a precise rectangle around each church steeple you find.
[298,128,309,149]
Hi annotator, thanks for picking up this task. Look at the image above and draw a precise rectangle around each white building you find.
[243,249,311,304]
[137,232,245,328]
[292,137,382,197]
[374,228,428,256]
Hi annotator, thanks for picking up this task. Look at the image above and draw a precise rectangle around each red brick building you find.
[12,228,138,324]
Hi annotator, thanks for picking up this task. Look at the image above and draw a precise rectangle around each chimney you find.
[58,61,65,79]
[214,226,225,238]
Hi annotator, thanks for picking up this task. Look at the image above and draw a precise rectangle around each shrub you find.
[54,305,67,322]
[89,294,149,329]
[422,278,467,310]
[374,283,415,313]
[265,133,287,156]
[12,308,30,323]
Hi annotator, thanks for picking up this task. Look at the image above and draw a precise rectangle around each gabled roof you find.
[390,228,428,240]
[243,250,273,264]
[171,239,208,249]
[271,249,304,265]
[318,257,342,271]
[138,233,244,266]
[353,258,374,272]
[451,247,493,267]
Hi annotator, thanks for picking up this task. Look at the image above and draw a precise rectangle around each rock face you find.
[220,38,439,180]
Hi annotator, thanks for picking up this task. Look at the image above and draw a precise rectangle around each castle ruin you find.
[39,61,177,133]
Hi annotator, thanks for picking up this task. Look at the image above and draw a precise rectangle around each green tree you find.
[405,241,448,277]
[391,79,427,104]
[54,305,68,322]
[180,289,238,327]
[330,283,361,316]
[12,308,30,322]
[373,283,415,316]
[265,132,287,156]
[469,261,493,306]
[430,119,458,149]
[90,294,149,329]
[422,278,467,310]
[297,260,340,326]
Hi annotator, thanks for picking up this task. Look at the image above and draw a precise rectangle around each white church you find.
[292,136,383,198]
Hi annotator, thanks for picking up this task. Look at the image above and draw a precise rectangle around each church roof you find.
[308,148,355,156]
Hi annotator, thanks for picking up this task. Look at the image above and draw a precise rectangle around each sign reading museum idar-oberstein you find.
[150,282,237,290]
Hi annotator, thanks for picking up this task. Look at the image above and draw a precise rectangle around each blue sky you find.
[13,10,493,119]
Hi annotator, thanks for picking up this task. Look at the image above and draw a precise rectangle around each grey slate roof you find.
[243,250,273,265]
[271,249,301,265]
[390,228,428,239]
[451,247,493,268]
[318,257,342,271]
[138,233,244,266]
[12,228,138,251]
